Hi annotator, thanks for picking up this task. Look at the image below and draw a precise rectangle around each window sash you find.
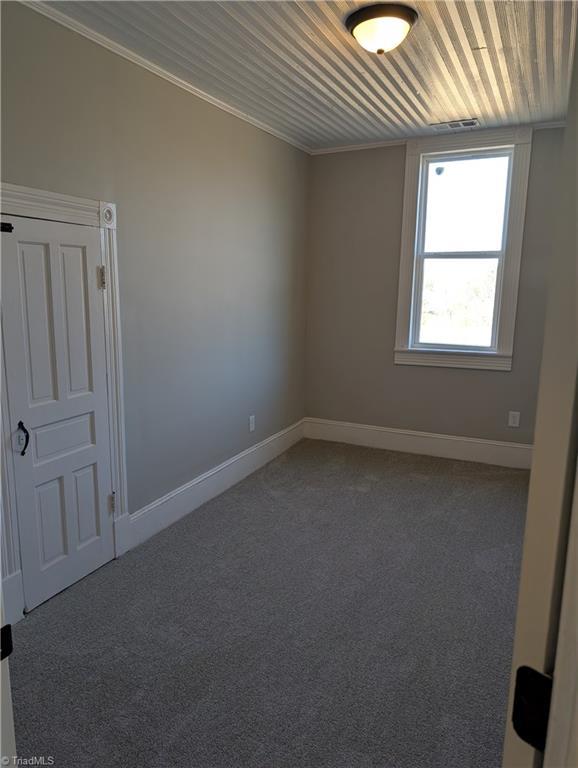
[416,148,514,257]
[409,256,503,352]
[408,147,515,353]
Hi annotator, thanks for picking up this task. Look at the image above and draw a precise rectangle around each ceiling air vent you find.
[430,118,480,131]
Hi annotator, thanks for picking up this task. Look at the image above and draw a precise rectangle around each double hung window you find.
[394,129,532,370]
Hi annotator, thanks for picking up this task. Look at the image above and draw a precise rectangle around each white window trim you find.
[394,127,533,371]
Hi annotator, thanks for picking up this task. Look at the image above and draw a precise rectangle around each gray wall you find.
[1,3,308,512]
[306,129,563,445]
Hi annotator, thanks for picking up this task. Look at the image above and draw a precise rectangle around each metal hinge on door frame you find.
[97,265,107,289]
[109,491,116,514]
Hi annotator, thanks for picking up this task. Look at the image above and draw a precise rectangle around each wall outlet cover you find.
[508,411,521,428]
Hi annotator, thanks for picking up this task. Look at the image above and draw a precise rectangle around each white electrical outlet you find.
[249,414,256,433]
[508,411,520,428]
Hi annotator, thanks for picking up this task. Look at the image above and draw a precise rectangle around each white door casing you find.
[0,601,16,761]
[543,456,578,768]
[2,217,115,609]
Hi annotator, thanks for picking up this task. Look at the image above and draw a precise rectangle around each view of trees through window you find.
[419,258,499,347]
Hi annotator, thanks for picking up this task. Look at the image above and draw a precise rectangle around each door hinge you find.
[109,491,116,514]
[1,222,14,233]
[512,666,553,752]
[1,624,13,661]
[97,265,107,289]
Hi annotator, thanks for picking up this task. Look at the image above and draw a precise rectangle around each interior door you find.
[2,216,114,610]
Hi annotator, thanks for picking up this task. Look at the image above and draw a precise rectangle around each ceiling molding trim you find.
[22,0,310,154]
[310,138,408,156]
[310,120,567,157]
[532,120,567,131]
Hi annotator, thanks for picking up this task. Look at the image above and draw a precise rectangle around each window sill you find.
[394,348,512,371]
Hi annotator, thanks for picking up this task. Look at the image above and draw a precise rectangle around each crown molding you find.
[310,138,408,155]
[532,120,567,131]
[310,121,565,156]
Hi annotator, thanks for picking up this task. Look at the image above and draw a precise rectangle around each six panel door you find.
[2,217,115,610]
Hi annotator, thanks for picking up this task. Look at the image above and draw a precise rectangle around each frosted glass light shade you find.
[352,16,411,53]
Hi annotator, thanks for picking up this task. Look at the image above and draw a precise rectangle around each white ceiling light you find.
[345,3,418,55]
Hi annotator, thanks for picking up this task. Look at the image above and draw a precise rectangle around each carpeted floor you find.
[11,439,527,768]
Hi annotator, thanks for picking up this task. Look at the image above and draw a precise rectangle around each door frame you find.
[543,454,578,767]
[1,183,128,621]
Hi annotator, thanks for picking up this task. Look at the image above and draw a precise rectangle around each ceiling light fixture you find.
[345,3,418,55]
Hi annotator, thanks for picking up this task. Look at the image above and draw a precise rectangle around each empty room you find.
[1,1,577,767]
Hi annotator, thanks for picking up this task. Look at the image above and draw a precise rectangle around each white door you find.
[2,216,114,610]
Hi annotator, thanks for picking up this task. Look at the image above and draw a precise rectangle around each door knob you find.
[17,420,30,456]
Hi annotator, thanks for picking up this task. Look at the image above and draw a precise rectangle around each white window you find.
[394,128,532,371]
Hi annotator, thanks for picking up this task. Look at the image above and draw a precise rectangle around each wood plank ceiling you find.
[46,1,577,152]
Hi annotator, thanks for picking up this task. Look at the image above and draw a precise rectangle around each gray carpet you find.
[11,439,527,768]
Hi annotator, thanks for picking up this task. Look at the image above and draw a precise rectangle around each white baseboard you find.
[113,415,531,557]
[1,571,25,625]
[114,420,305,554]
[303,418,533,469]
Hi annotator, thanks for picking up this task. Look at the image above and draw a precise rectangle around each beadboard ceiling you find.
[36,1,577,152]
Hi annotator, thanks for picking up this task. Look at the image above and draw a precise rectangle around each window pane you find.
[418,258,498,347]
[423,155,510,253]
